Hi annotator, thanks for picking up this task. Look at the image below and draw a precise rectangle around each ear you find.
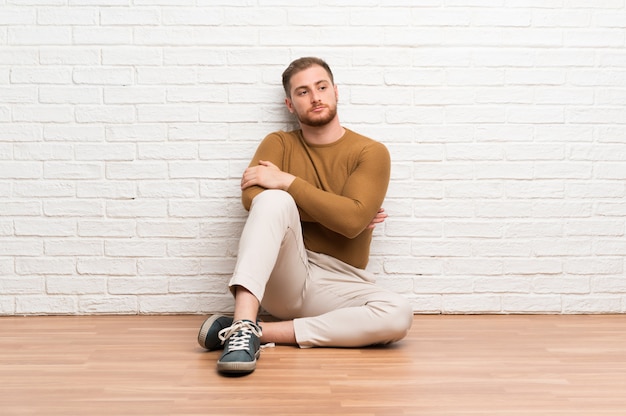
[334,85,339,101]
[285,97,294,114]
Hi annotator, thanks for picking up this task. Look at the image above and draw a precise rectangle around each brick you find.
[39,87,101,104]
[0,162,42,179]
[16,296,77,315]
[14,143,72,161]
[73,67,134,85]
[105,240,166,257]
[106,124,167,142]
[199,258,237,275]
[77,258,136,276]
[502,295,562,313]
[408,295,442,314]
[412,276,473,294]
[385,220,442,238]
[46,276,106,294]
[16,257,76,275]
[69,0,129,5]
[76,181,136,199]
[166,240,231,257]
[137,221,198,238]
[475,276,532,293]
[383,257,443,275]
[565,258,624,275]
[37,7,98,25]
[533,276,590,294]
[137,105,198,122]
[8,27,71,45]
[106,200,167,218]
[138,181,197,198]
[169,161,228,179]
[0,8,35,25]
[104,87,165,104]
[565,30,623,47]
[473,10,532,27]
[108,277,169,295]
[592,276,626,293]
[0,277,44,295]
[102,47,163,66]
[45,240,103,256]
[105,162,168,180]
[0,48,38,65]
[138,294,209,314]
[72,27,132,45]
[14,181,75,198]
[12,105,74,123]
[0,201,41,216]
[44,162,102,180]
[44,125,104,142]
[442,295,502,313]
[78,220,136,238]
[44,200,104,217]
[0,241,43,256]
[75,105,136,123]
[562,295,622,313]
[100,8,161,25]
[15,219,76,237]
[40,47,100,65]
[169,200,223,218]
[164,48,227,66]
[161,8,223,25]
[75,144,135,161]
[169,276,229,294]
[565,220,624,237]
[0,86,37,103]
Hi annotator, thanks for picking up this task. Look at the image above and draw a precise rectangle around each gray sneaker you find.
[197,315,233,351]
[217,319,262,375]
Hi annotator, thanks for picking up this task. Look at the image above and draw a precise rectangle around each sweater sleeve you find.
[241,133,286,211]
[287,141,390,239]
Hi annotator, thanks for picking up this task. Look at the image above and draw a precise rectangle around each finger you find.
[259,160,277,169]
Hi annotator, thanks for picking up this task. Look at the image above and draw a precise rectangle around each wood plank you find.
[1,315,626,415]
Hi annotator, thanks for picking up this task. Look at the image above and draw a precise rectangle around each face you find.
[285,65,338,128]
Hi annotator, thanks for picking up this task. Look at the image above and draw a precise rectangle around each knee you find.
[249,190,300,231]
[251,190,296,213]
[391,298,414,339]
[376,297,413,344]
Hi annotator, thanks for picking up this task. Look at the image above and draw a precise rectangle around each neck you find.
[300,117,345,145]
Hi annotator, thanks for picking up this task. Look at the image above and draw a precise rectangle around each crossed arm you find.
[241,160,388,230]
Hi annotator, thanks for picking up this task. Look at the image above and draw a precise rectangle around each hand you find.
[367,208,388,229]
[241,160,295,191]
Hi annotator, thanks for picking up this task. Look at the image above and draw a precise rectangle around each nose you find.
[310,90,321,103]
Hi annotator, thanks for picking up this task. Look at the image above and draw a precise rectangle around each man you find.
[198,57,413,375]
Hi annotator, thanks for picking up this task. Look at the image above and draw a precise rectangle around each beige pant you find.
[229,190,413,348]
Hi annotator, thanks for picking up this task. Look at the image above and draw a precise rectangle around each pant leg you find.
[228,190,310,316]
[229,189,413,348]
[293,251,413,348]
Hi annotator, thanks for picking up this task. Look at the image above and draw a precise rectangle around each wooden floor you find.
[1,315,626,416]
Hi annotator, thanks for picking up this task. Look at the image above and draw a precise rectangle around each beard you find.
[295,103,338,127]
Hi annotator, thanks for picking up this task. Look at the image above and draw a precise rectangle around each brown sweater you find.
[242,128,390,269]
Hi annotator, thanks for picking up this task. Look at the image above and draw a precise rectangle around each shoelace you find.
[218,320,262,351]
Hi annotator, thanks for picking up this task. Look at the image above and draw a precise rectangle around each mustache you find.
[310,103,327,111]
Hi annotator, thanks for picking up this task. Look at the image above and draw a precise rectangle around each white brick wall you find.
[1,2,625,315]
